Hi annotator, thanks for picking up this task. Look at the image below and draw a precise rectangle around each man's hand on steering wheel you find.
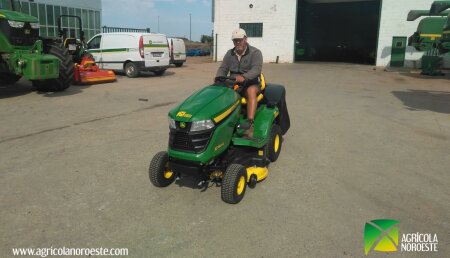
[235,75,246,84]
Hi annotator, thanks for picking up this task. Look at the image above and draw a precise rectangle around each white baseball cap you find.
[231,28,247,40]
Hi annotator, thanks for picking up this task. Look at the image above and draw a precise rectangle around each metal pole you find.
[189,13,191,41]
[158,16,159,33]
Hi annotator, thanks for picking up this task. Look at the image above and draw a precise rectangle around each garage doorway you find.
[295,0,381,64]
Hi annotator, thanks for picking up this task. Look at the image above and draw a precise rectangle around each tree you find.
[201,35,213,44]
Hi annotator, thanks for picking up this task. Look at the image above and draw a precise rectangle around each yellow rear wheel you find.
[265,124,282,162]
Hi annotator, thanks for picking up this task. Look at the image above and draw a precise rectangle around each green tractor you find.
[0,0,73,91]
[149,75,290,204]
[407,10,449,51]
[430,1,450,54]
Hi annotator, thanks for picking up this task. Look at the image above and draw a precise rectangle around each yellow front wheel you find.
[149,151,176,187]
[221,164,247,204]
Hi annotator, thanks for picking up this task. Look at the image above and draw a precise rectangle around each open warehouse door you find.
[295,0,381,64]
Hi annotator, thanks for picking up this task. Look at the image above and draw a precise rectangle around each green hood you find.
[169,85,240,122]
[0,9,38,22]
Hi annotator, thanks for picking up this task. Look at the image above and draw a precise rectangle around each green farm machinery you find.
[0,0,73,91]
[407,1,450,75]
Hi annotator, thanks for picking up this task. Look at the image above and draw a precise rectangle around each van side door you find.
[101,34,136,71]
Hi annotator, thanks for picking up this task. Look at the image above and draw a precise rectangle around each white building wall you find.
[213,0,297,63]
[376,0,437,67]
[214,0,444,67]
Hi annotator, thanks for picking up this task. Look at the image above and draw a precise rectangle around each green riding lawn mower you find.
[0,0,73,91]
[149,75,290,204]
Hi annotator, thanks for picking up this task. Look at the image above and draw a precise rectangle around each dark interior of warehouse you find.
[295,0,381,64]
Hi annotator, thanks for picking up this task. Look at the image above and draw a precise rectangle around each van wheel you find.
[175,63,183,67]
[124,62,139,78]
[154,69,166,76]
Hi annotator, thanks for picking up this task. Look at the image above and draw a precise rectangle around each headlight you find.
[8,20,24,28]
[191,119,214,132]
[168,117,176,129]
[30,23,40,29]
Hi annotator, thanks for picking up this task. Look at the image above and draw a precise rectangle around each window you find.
[95,11,100,29]
[68,8,75,27]
[21,1,30,14]
[82,9,88,30]
[89,10,95,29]
[46,5,54,26]
[61,6,68,27]
[38,3,46,25]
[87,35,101,49]
[30,2,38,19]
[54,5,61,26]
[240,23,263,37]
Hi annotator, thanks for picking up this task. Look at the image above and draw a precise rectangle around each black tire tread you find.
[221,164,246,204]
[264,124,282,162]
[125,62,139,78]
[33,42,74,92]
[149,151,175,187]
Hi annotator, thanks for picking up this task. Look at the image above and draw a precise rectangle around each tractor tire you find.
[32,42,73,92]
[0,73,21,85]
[149,151,175,187]
[124,62,139,78]
[264,124,282,162]
[221,164,247,204]
[153,69,166,76]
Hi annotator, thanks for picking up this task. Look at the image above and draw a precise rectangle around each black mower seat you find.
[241,73,266,105]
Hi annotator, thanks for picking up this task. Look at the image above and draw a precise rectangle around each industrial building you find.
[213,0,447,67]
[1,0,101,40]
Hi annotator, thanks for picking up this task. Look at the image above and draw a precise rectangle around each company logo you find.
[176,111,192,118]
[364,219,438,255]
[364,219,399,255]
[179,122,186,129]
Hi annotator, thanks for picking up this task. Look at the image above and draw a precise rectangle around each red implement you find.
[74,56,116,84]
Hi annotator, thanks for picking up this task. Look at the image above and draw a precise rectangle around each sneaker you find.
[237,119,253,130]
[243,125,254,138]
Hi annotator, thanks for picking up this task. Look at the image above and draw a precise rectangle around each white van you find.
[168,37,186,67]
[86,33,170,77]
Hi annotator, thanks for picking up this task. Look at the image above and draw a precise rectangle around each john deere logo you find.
[179,122,186,128]
[364,219,399,255]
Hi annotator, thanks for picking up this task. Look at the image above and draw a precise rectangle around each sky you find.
[101,0,213,42]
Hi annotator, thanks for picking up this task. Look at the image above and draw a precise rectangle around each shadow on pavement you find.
[0,84,33,99]
[392,89,450,114]
[115,70,175,78]
[0,80,89,99]
[398,72,450,80]
[175,175,219,193]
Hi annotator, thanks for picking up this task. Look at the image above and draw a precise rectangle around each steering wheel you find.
[214,76,248,91]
